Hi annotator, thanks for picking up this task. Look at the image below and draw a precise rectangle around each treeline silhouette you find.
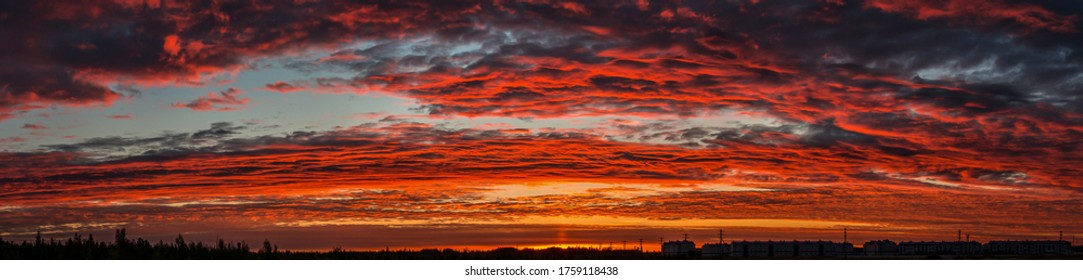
[0,229,264,259]
[0,228,659,260]
[6,229,1081,260]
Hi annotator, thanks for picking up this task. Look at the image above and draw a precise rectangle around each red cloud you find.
[865,0,1077,33]
[264,81,302,93]
[1,123,1081,245]
[171,88,249,112]
[0,0,486,122]
[558,2,589,15]
[0,137,28,144]
[21,123,48,130]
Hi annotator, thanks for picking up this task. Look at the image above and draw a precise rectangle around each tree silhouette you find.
[2,228,1080,260]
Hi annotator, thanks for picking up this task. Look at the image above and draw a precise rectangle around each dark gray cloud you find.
[43,122,247,161]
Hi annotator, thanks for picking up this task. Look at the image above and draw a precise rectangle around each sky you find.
[1,0,1082,251]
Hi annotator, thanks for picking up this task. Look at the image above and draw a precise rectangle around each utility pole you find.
[683,233,688,241]
[958,230,962,242]
[844,227,848,243]
[639,239,644,252]
[719,229,725,244]
[1060,231,1064,241]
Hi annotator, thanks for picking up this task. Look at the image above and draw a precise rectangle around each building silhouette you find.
[898,241,982,255]
[863,240,898,256]
[730,241,853,257]
[984,240,1071,255]
[700,243,730,258]
[661,240,696,257]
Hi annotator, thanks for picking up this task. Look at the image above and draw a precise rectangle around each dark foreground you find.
[2,230,1081,260]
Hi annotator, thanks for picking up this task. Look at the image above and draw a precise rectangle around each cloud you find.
[21,123,48,130]
[4,0,1082,128]
[12,118,1081,193]
[0,137,28,144]
[38,121,245,160]
[0,0,489,121]
[263,81,301,93]
[170,88,249,111]
[2,0,1083,247]
[0,65,124,122]
[864,0,1077,33]
[2,116,1081,246]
